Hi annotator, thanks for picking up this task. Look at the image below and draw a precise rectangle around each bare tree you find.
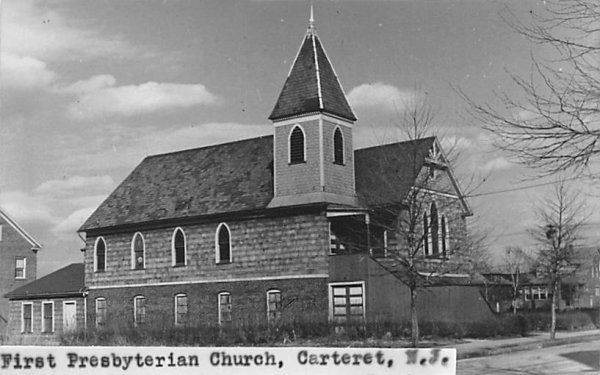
[531,178,588,339]
[459,0,600,175]
[354,92,481,347]
[501,246,533,314]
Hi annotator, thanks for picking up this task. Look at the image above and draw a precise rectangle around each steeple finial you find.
[308,3,315,34]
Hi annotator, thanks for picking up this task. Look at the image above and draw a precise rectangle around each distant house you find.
[481,250,600,312]
[0,207,42,335]
[76,14,492,331]
[5,263,85,344]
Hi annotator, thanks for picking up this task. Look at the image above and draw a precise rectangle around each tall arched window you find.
[430,202,439,257]
[131,232,145,270]
[333,127,344,164]
[216,223,231,264]
[422,213,430,257]
[441,215,449,257]
[172,228,186,266]
[94,237,106,272]
[289,126,305,164]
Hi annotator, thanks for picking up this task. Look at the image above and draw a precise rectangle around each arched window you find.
[441,215,449,257]
[289,126,305,164]
[333,127,344,164]
[94,237,106,272]
[172,228,186,266]
[430,202,439,257]
[422,213,430,257]
[131,232,145,270]
[216,223,231,264]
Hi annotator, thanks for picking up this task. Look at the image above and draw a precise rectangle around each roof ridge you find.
[355,136,436,152]
[145,134,273,160]
[0,207,42,249]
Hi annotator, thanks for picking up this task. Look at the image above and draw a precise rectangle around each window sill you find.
[288,161,306,165]
[216,261,232,265]
[15,277,26,280]
[173,264,187,268]
[94,270,106,273]
[333,161,345,166]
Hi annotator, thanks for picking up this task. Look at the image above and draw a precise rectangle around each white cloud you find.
[52,207,96,234]
[65,79,221,120]
[1,0,136,61]
[0,53,57,90]
[480,157,513,172]
[59,74,117,94]
[0,191,58,225]
[347,83,417,112]
[35,175,115,196]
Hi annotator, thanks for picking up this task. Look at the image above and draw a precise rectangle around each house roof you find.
[268,23,356,122]
[80,136,451,232]
[5,263,84,299]
[0,207,42,250]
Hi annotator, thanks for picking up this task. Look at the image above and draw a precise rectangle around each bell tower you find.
[268,8,359,208]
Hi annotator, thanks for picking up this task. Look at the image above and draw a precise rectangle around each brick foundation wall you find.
[86,277,328,330]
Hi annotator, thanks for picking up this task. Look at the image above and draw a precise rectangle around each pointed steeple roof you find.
[269,10,356,122]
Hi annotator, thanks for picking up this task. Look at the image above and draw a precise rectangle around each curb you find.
[456,332,600,360]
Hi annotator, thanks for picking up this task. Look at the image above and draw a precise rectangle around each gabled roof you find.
[269,24,356,122]
[80,136,275,231]
[80,136,466,232]
[0,207,42,250]
[5,263,84,300]
[354,137,436,207]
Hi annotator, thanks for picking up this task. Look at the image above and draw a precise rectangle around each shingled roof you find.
[5,263,84,299]
[80,136,441,232]
[269,25,356,121]
[354,137,436,207]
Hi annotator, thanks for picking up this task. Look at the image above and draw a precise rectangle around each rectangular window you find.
[267,290,282,323]
[15,257,26,279]
[330,283,365,324]
[595,287,600,297]
[175,294,188,326]
[218,293,232,325]
[523,288,531,301]
[134,296,146,326]
[42,302,54,333]
[95,298,107,328]
[22,303,32,333]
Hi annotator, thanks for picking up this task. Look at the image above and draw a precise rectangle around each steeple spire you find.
[269,6,356,122]
[308,3,315,34]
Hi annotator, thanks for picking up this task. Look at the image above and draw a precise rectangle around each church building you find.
[77,13,491,331]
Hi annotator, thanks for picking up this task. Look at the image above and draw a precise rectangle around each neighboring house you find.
[481,254,599,312]
[5,263,85,344]
[77,15,491,331]
[0,207,42,335]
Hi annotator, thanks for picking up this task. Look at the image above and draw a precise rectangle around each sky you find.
[1,0,599,277]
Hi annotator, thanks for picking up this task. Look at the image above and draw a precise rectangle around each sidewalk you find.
[447,329,600,360]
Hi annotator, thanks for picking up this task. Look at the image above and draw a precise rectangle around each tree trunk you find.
[550,281,557,340]
[410,286,419,348]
